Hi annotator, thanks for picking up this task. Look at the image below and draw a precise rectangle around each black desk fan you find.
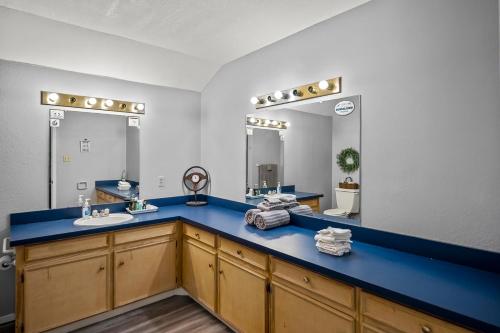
[183,166,209,206]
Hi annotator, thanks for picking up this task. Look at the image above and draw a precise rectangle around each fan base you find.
[186,201,208,207]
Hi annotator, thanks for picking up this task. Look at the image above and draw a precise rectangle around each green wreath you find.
[337,147,359,173]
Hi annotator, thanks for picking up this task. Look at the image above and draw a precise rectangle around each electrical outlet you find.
[158,176,165,188]
[50,109,65,119]
[63,155,71,162]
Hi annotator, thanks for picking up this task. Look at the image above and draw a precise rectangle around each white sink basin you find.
[74,213,133,227]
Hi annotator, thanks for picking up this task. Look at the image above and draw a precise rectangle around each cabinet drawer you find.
[271,257,355,310]
[219,237,267,271]
[361,292,473,333]
[114,223,176,245]
[183,224,216,247]
[25,234,109,262]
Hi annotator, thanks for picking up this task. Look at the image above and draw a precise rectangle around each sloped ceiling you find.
[0,0,370,91]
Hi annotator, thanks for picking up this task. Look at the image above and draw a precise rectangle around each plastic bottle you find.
[82,199,91,218]
[277,182,281,194]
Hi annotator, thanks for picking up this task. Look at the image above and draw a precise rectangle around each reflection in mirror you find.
[246,95,361,223]
[50,111,140,208]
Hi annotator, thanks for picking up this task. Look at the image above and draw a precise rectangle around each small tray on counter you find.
[126,204,159,215]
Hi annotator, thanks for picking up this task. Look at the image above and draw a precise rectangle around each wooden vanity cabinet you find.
[270,257,356,333]
[20,235,111,333]
[96,189,124,203]
[297,198,320,213]
[182,236,217,311]
[113,223,178,307]
[217,238,269,333]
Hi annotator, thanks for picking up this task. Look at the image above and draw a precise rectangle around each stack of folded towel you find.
[117,180,131,191]
[314,227,352,256]
[245,195,314,230]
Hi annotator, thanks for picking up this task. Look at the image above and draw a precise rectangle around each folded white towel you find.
[118,180,130,186]
[314,234,352,243]
[117,185,131,191]
[317,227,352,237]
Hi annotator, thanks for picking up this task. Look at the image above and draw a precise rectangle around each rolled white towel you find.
[254,210,290,230]
[287,204,313,216]
[244,209,261,225]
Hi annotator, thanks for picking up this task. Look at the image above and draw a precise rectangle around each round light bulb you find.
[135,103,145,111]
[271,120,279,126]
[264,119,271,125]
[274,90,284,99]
[285,122,291,127]
[47,93,59,103]
[87,97,97,106]
[249,117,257,124]
[318,80,330,90]
[104,99,114,107]
[250,96,260,105]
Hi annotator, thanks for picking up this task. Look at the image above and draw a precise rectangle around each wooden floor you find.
[74,296,232,333]
[0,296,232,333]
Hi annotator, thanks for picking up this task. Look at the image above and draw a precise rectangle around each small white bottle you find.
[262,180,268,188]
[82,199,91,219]
[277,182,281,194]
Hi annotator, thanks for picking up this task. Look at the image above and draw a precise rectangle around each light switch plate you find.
[77,181,88,190]
[50,109,65,119]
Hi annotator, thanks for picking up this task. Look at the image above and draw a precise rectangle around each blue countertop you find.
[9,201,500,332]
[95,180,139,201]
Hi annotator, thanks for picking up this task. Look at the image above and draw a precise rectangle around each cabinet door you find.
[218,257,267,333]
[271,282,355,333]
[182,238,216,311]
[114,240,176,307]
[24,254,110,333]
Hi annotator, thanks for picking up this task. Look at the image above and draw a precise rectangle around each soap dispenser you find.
[82,199,91,218]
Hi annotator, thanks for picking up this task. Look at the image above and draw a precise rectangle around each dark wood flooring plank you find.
[74,295,232,333]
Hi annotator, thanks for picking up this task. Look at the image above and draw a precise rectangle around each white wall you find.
[247,128,283,188]
[0,6,219,92]
[126,124,140,182]
[201,0,500,251]
[0,59,201,317]
[55,112,127,207]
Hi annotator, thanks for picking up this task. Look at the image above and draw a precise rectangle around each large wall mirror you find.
[245,95,361,224]
[49,110,140,208]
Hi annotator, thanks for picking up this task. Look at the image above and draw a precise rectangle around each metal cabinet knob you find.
[421,325,432,333]
[98,265,105,271]
[118,260,125,266]
[236,250,243,255]
[219,270,223,274]
[303,276,310,283]
[195,233,200,239]
[208,263,213,268]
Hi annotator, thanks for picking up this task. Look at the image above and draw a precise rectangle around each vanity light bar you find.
[250,77,341,109]
[246,116,289,129]
[41,91,145,114]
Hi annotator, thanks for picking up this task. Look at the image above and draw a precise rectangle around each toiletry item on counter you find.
[287,205,314,216]
[262,180,268,188]
[82,199,91,218]
[254,210,290,230]
[277,182,281,194]
[314,227,352,256]
[126,204,159,215]
[244,209,261,225]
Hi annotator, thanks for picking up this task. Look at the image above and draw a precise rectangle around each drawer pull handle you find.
[208,263,213,268]
[98,265,105,271]
[421,326,432,333]
[303,276,310,283]
[219,270,223,274]
[195,233,200,239]
[118,260,125,266]
[236,250,243,255]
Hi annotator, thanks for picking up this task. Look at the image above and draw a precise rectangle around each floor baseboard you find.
[0,314,15,325]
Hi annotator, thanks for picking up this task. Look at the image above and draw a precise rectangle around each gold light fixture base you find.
[41,91,145,114]
[253,77,341,109]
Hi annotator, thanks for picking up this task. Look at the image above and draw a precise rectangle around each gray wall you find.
[126,124,140,182]
[247,128,283,188]
[55,112,127,207]
[201,0,500,251]
[0,59,201,317]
